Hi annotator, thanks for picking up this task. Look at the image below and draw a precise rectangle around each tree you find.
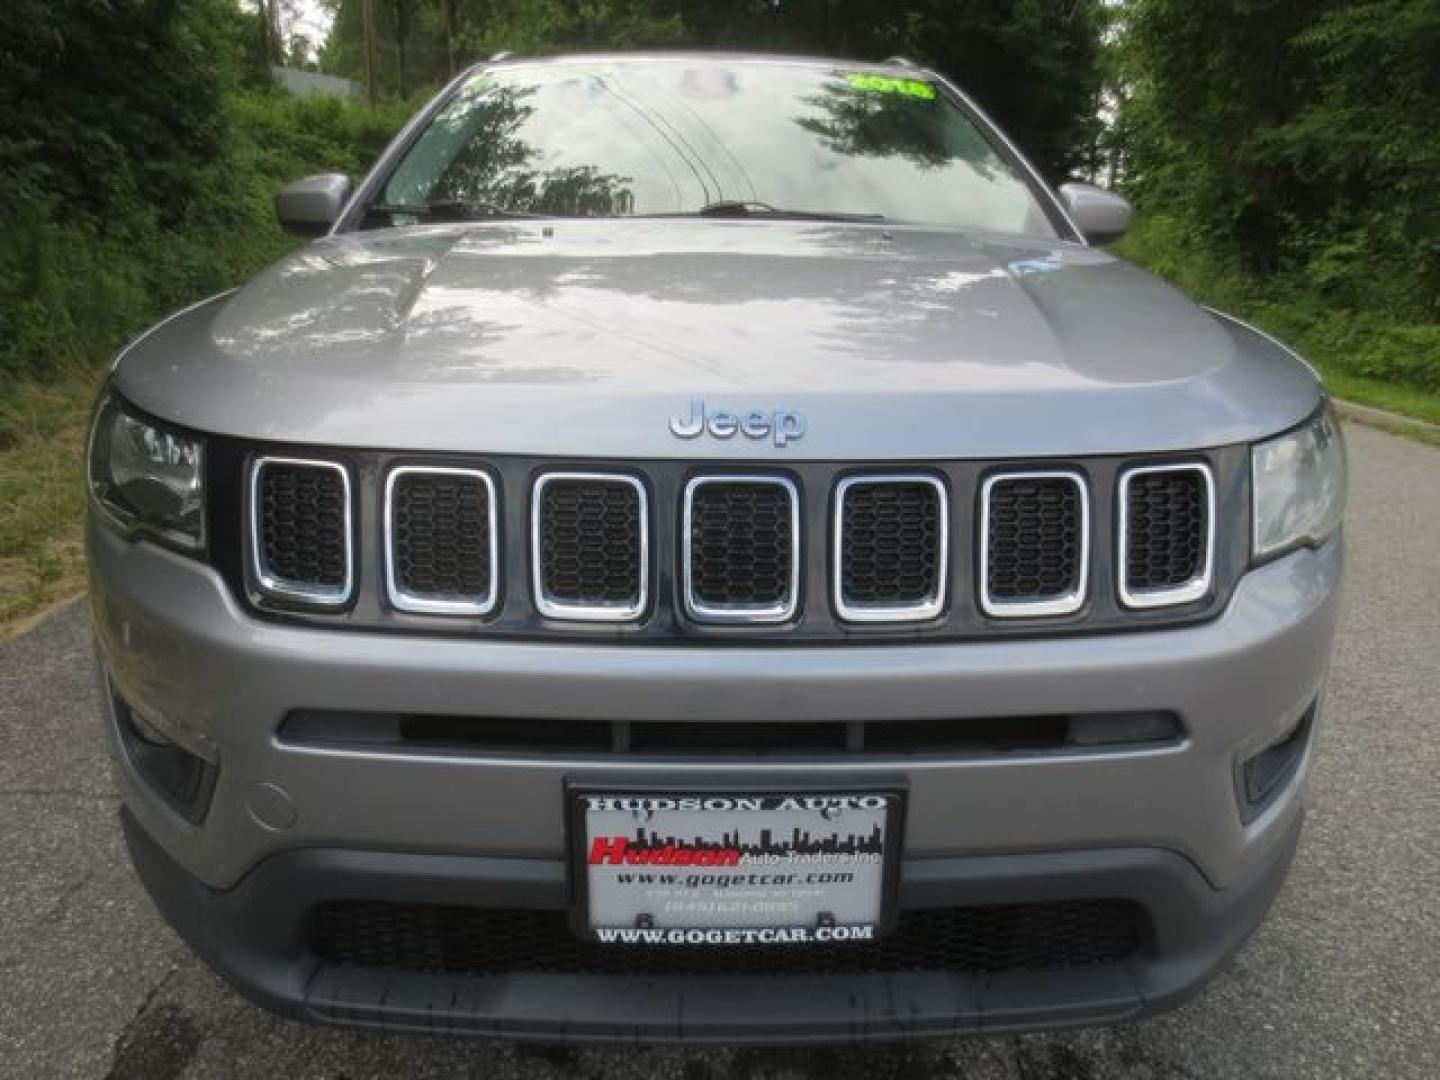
[393,0,418,97]
[1112,0,1440,315]
[362,0,378,105]
[0,0,245,217]
[443,0,459,75]
[255,0,281,64]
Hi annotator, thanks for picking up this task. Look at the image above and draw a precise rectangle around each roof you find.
[471,51,937,79]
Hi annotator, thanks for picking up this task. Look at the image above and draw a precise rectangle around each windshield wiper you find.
[669,200,887,223]
[366,199,542,222]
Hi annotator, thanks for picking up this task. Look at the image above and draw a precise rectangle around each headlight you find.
[1252,401,1346,560]
[87,394,205,551]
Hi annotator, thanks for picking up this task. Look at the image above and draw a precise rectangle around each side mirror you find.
[275,173,354,237]
[1057,182,1133,246]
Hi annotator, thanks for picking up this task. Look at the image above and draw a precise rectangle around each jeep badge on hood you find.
[669,399,807,447]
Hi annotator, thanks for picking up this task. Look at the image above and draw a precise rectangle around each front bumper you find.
[90,517,1341,1039]
[122,805,1301,1041]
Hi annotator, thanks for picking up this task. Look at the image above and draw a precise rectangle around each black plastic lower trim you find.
[1239,702,1316,823]
[120,807,1301,1044]
[111,686,217,824]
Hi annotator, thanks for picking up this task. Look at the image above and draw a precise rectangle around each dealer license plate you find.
[570,788,902,946]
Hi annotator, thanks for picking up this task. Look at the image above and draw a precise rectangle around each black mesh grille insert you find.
[1124,468,1208,593]
[391,471,492,603]
[840,480,943,609]
[312,899,1141,977]
[256,462,347,592]
[688,480,795,611]
[986,475,1083,604]
[538,477,643,607]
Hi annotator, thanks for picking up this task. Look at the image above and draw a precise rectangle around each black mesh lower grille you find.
[986,475,1083,603]
[1125,469,1207,592]
[311,899,1142,977]
[840,480,942,607]
[257,462,347,590]
[392,472,491,601]
[538,477,643,606]
[689,480,795,610]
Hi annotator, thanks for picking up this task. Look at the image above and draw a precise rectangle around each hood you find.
[115,219,1320,459]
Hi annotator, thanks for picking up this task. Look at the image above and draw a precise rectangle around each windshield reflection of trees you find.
[795,83,998,179]
[431,86,636,217]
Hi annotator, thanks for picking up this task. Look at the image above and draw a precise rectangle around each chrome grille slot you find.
[1119,463,1214,608]
[385,467,497,615]
[835,475,947,622]
[980,471,1088,618]
[533,473,647,621]
[249,456,353,607]
[683,476,800,623]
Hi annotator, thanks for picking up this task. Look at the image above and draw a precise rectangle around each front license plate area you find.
[569,786,903,946]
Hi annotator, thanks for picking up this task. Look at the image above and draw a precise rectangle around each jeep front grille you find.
[1118,463,1214,608]
[683,476,800,623]
[533,473,648,621]
[220,439,1243,639]
[385,467,497,615]
[249,456,353,607]
[980,471,1089,618]
[835,475,947,622]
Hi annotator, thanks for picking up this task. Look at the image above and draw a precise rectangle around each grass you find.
[0,364,103,636]
[1318,371,1440,427]
[1334,401,1440,448]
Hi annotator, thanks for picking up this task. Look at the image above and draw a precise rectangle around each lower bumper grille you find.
[311,899,1142,978]
[279,708,1183,758]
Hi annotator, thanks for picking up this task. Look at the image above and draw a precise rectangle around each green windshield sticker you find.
[845,73,937,100]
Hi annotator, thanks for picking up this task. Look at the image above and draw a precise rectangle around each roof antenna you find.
[490,51,518,62]
[885,56,919,68]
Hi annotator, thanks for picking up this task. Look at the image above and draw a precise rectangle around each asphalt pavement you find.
[1,421,1436,1079]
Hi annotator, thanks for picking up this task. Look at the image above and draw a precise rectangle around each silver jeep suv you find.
[87,54,1346,1043]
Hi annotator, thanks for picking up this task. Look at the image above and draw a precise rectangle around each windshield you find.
[371,59,1061,237]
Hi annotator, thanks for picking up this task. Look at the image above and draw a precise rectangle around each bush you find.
[1119,214,1440,397]
[0,90,413,383]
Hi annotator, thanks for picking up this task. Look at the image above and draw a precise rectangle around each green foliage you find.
[0,91,413,381]
[1119,214,1440,401]
[0,0,414,383]
[1114,0,1440,347]
[0,0,244,217]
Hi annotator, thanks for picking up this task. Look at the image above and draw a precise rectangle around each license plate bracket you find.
[567,781,905,946]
